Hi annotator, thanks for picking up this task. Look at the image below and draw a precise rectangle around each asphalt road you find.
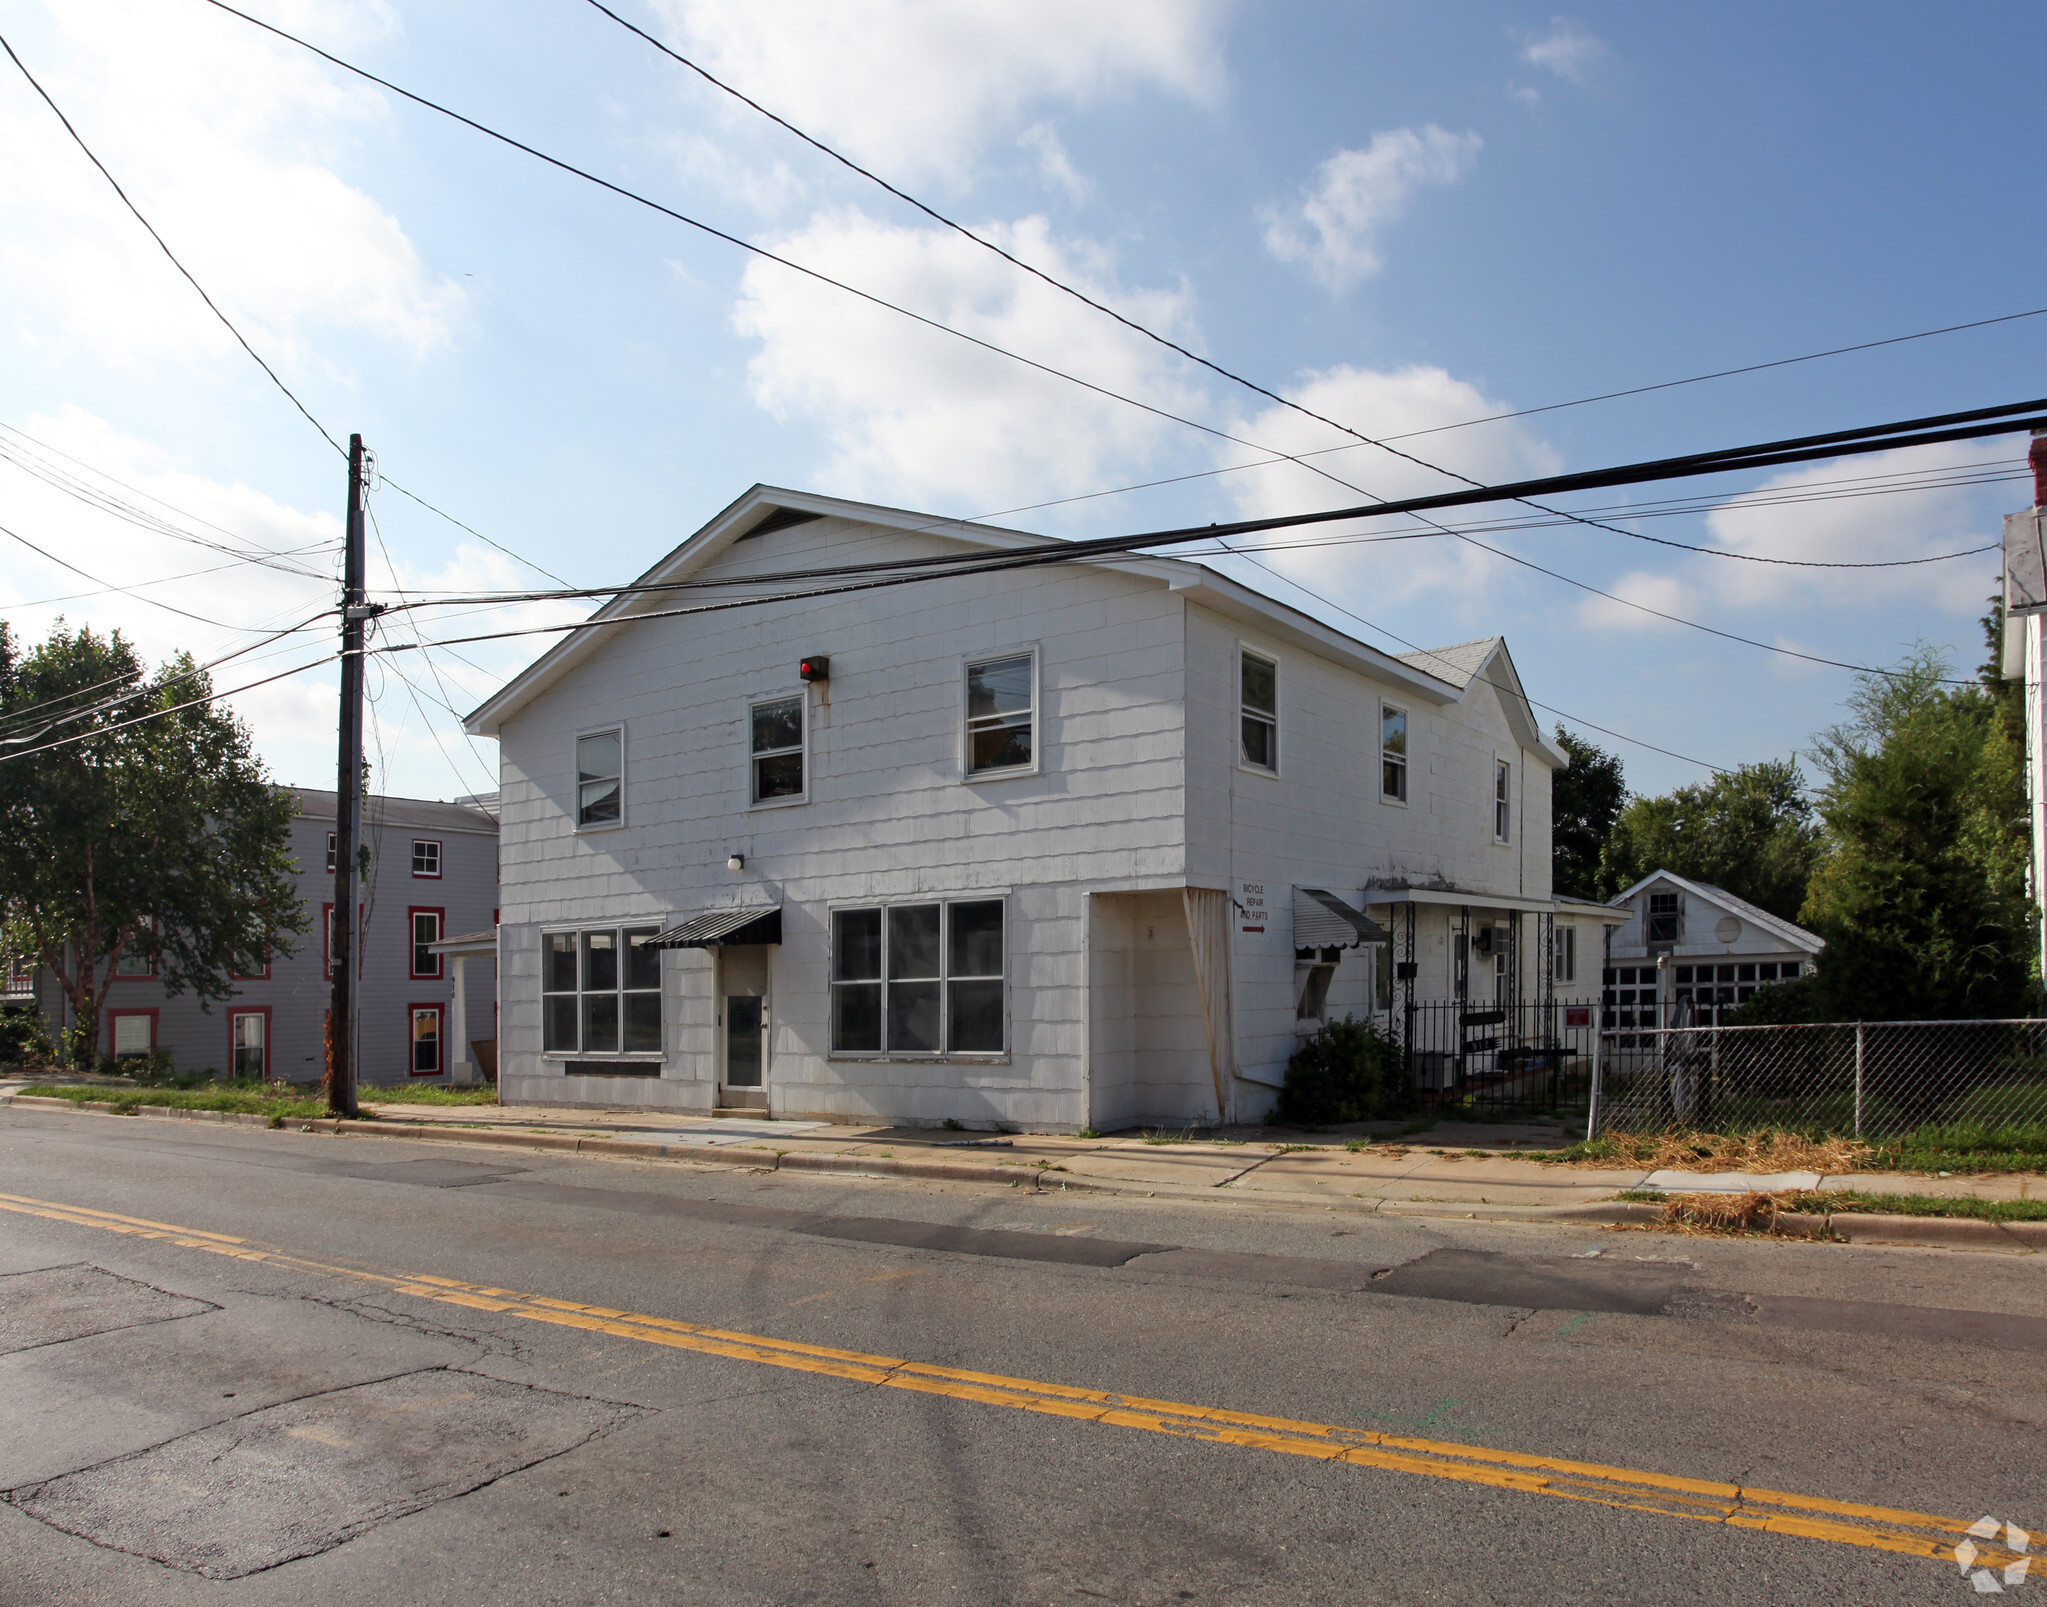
[2,1105,2044,1606]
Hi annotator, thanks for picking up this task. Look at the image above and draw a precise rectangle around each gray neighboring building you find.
[26,788,499,1086]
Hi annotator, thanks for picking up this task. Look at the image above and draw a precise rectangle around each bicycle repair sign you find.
[1238,881,1267,935]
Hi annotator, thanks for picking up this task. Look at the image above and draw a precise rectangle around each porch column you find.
[449,954,471,1083]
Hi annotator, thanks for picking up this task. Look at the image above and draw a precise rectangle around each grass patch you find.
[23,1081,325,1122]
[1613,1189,1668,1203]
[359,1084,499,1107]
[1344,1138,1369,1153]
[1141,1126,1198,1145]
[1786,1190,2047,1222]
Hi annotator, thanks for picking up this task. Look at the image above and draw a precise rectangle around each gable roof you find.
[1609,869,1824,954]
[1392,635,1560,761]
[464,484,1561,765]
[293,787,499,836]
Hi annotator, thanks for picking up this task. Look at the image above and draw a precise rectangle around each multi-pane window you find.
[1555,927,1577,984]
[543,926,662,1055]
[965,655,1033,774]
[1673,960,1801,1011]
[831,900,1005,1055]
[576,730,623,826]
[411,910,444,979]
[1494,760,1511,840]
[1646,892,1681,945]
[410,1006,442,1075]
[113,926,154,977]
[751,695,805,802]
[1240,650,1277,771]
[412,839,442,877]
[1381,704,1407,801]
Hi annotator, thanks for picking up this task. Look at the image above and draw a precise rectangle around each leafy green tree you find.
[0,624,308,1068]
[1596,759,1820,922]
[1800,644,2035,1020]
[1551,727,1625,900]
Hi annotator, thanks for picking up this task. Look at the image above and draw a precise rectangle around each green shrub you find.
[0,1007,56,1065]
[1272,1016,1410,1126]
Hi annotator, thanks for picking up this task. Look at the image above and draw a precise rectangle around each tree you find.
[1551,726,1625,900]
[0,624,308,1068]
[1596,759,1820,922]
[1799,643,2035,1020]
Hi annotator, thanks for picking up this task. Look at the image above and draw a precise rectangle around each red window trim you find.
[231,943,273,983]
[110,923,158,981]
[106,1006,159,1056]
[409,906,446,981]
[411,838,444,879]
[408,1001,444,1077]
[227,1005,272,1081]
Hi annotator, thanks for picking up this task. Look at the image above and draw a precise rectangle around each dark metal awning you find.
[1294,888,1388,952]
[647,907,782,948]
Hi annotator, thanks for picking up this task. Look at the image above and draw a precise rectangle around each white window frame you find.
[540,924,665,1060]
[411,838,443,878]
[1555,926,1577,985]
[828,896,1009,1060]
[1493,757,1512,842]
[574,725,626,831]
[748,690,809,807]
[1380,700,1408,805]
[1238,645,1279,776]
[962,649,1039,780]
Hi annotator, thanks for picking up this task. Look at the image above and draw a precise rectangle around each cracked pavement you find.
[2,1102,2045,1604]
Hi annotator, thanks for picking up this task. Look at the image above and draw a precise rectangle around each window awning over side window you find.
[1293,888,1387,954]
[647,907,782,948]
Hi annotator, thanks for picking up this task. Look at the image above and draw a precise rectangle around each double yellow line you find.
[0,1188,2022,1571]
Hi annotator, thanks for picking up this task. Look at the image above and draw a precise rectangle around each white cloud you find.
[645,0,1228,187]
[731,209,1207,509]
[1521,19,1608,83]
[1698,441,2004,613]
[1020,124,1091,203]
[0,0,461,370]
[1575,569,1693,633]
[1262,127,1481,292]
[1216,365,1561,608]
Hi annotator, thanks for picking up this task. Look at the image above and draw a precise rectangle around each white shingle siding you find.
[486,493,1563,1129]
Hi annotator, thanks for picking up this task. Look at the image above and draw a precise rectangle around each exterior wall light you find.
[727,853,745,871]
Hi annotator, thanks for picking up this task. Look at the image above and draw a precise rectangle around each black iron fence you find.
[1395,997,1601,1116]
[1590,1018,2047,1138]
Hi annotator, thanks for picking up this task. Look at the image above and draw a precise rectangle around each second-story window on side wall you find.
[751,695,805,803]
[325,832,337,873]
[411,909,444,980]
[1494,759,1511,841]
[965,654,1034,774]
[1381,703,1407,802]
[1240,649,1277,772]
[577,729,622,826]
[411,839,442,877]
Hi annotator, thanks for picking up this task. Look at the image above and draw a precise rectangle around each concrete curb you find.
[7,1096,2044,1249]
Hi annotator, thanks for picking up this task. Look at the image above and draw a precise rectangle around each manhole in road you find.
[5,1368,640,1578]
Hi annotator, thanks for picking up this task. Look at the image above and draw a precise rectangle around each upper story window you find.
[576,729,623,827]
[325,832,337,873]
[751,695,806,803]
[965,654,1034,775]
[831,899,1006,1056]
[411,839,442,877]
[113,924,155,978]
[1240,649,1277,772]
[411,909,444,980]
[1493,759,1511,841]
[1381,703,1408,802]
[1646,891,1681,945]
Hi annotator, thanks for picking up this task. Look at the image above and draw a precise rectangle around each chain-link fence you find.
[1397,998,1602,1116]
[1589,1018,2047,1138]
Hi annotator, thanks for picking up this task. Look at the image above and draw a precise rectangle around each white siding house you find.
[469,486,1583,1131]
[1602,870,1823,1030]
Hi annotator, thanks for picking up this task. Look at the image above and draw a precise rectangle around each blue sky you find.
[4,0,2043,803]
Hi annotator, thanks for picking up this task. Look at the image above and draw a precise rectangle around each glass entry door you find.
[720,946,768,1095]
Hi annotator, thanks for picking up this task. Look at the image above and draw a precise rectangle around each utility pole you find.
[327,434,372,1119]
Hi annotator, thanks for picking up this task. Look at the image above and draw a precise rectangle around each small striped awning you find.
[647,907,782,948]
[1294,888,1388,952]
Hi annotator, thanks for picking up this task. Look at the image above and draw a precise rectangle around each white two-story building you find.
[469,486,1600,1131]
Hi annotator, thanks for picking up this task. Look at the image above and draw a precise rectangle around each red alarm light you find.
[799,655,829,682]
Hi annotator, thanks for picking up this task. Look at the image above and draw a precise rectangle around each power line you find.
[0,31,343,458]
[582,0,2017,610]
[379,475,573,588]
[0,518,313,634]
[0,651,340,762]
